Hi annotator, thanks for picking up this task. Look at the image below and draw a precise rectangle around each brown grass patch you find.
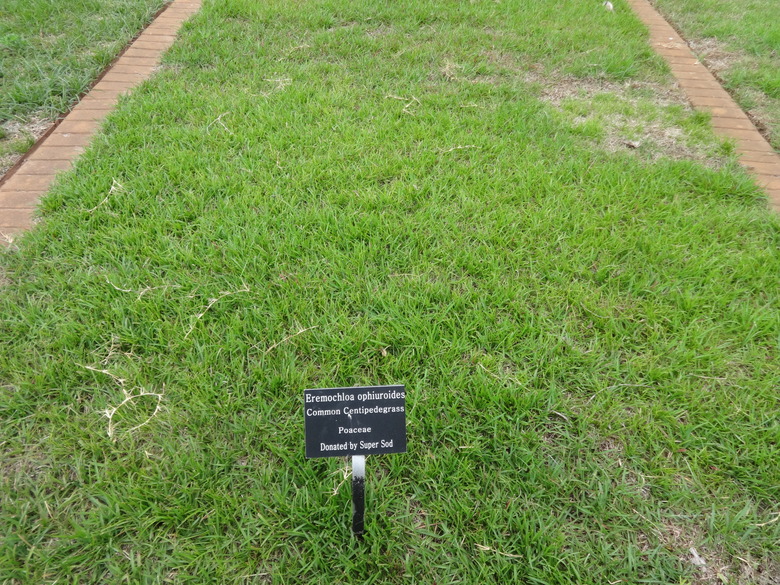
[653,520,780,585]
[0,438,51,488]
[528,74,728,164]
[1,116,52,177]
[601,115,722,163]
[656,520,731,585]
[152,62,184,74]
[481,49,526,73]
[327,21,358,32]
[409,500,429,531]
[439,59,464,82]
[624,469,651,499]
[688,37,738,76]
[734,556,780,585]
[365,24,394,38]
[448,57,724,163]
[598,436,624,454]
[527,72,687,109]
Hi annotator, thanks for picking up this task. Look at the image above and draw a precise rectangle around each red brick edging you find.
[627,0,780,211]
[0,0,201,243]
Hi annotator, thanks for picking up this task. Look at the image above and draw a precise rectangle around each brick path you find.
[0,0,201,244]
[627,0,780,211]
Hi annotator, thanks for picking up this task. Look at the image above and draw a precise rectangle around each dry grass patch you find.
[599,115,726,163]
[365,24,394,38]
[0,117,51,177]
[0,424,51,488]
[687,38,738,76]
[442,51,728,165]
[0,266,10,289]
[536,77,729,165]
[734,556,780,585]
[648,520,780,585]
[659,520,735,585]
[529,74,686,109]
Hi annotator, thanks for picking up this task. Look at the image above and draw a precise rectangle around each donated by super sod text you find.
[304,386,407,458]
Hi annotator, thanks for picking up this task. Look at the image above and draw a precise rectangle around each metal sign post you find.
[304,385,407,536]
[352,455,365,536]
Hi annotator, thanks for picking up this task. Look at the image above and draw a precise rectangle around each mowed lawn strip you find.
[2,0,779,583]
[0,0,170,174]
[651,0,780,151]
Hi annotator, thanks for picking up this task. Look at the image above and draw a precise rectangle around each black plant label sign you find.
[304,385,407,458]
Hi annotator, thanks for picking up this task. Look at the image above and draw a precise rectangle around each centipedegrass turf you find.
[1,0,779,583]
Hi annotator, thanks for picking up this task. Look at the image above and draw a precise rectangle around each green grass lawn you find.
[0,0,169,174]
[651,0,780,151]
[2,0,780,583]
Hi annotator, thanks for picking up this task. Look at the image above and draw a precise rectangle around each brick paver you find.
[0,0,201,244]
[627,0,780,212]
